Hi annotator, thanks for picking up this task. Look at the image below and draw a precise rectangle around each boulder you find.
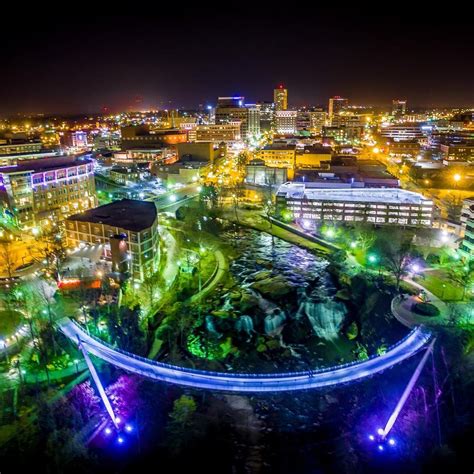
[240,292,260,312]
[251,275,297,300]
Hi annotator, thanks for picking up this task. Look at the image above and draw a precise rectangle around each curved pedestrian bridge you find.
[59,318,431,393]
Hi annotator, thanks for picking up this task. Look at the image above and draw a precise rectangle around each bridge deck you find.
[59,318,431,392]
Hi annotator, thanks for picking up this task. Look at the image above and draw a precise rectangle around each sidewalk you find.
[391,277,450,328]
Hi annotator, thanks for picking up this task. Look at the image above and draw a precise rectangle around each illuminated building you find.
[245,159,288,186]
[0,149,60,167]
[328,96,348,120]
[246,105,261,138]
[459,214,474,258]
[215,96,248,138]
[276,184,434,227]
[177,142,214,162]
[392,99,407,117]
[387,139,421,158]
[257,101,274,132]
[113,148,169,164]
[195,123,241,143]
[295,146,332,167]
[0,155,97,227]
[109,164,150,185]
[275,110,297,134]
[121,125,186,149]
[257,144,296,178]
[380,124,425,141]
[0,140,43,155]
[273,85,288,111]
[330,114,366,140]
[440,143,474,162]
[61,131,88,149]
[308,109,327,135]
[65,199,160,281]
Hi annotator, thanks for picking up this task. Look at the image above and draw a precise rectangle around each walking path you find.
[59,318,431,392]
[391,277,450,328]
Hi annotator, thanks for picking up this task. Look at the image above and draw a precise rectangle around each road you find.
[59,318,431,393]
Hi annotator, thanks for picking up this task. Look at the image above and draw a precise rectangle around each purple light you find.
[105,427,112,435]
[117,436,124,444]
[377,428,384,436]
[378,445,384,451]
[125,424,133,432]
[388,438,396,446]
[115,416,121,424]
[369,434,375,441]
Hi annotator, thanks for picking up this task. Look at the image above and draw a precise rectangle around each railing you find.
[64,318,430,380]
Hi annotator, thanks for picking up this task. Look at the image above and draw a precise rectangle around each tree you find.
[449,261,474,300]
[0,241,16,279]
[31,228,68,284]
[378,229,414,290]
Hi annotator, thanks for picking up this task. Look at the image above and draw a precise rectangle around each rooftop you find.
[277,183,432,205]
[67,199,157,232]
[0,155,93,174]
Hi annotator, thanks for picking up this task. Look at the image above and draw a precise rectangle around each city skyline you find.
[1,10,473,116]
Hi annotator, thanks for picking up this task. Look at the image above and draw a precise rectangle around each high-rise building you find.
[246,105,261,138]
[392,99,407,117]
[328,96,348,120]
[257,101,274,132]
[275,110,297,134]
[215,96,247,139]
[308,109,328,135]
[273,85,288,111]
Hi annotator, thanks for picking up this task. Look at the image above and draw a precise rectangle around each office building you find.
[215,96,248,138]
[275,110,297,134]
[257,101,274,132]
[0,155,97,227]
[392,99,407,117]
[195,123,241,143]
[440,143,474,162]
[459,214,474,258]
[121,125,187,150]
[245,159,288,187]
[309,110,327,135]
[246,105,261,138]
[328,96,348,120]
[273,85,288,111]
[276,184,433,227]
[65,199,160,281]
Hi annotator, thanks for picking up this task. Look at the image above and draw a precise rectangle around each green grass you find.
[414,271,465,301]
[0,310,22,337]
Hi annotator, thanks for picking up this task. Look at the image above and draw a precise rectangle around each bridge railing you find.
[67,319,430,379]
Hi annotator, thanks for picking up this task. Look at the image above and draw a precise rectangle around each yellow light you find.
[453,173,461,182]
[372,147,380,154]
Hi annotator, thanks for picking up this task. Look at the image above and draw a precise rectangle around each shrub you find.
[412,302,440,317]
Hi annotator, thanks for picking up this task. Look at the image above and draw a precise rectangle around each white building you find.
[276,183,434,227]
[275,111,297,135]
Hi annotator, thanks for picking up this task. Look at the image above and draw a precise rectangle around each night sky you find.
[1,9,473,116]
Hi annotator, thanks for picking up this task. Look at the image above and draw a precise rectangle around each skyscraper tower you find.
[392,99,407,117]
[274,85,288,111]
[328,96,348,120]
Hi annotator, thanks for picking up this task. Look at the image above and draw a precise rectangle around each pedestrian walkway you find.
[391,277,450,328]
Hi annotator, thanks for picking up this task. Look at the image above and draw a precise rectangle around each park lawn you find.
[414,271,465,301]
[0,310,22,337]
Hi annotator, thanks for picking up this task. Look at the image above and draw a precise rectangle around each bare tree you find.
[0,241,16,279]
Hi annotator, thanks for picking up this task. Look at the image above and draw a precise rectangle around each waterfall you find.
[205,316,222,338]
[236,315,254,334]
[303,300,346,341]
[264,309,286,336]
